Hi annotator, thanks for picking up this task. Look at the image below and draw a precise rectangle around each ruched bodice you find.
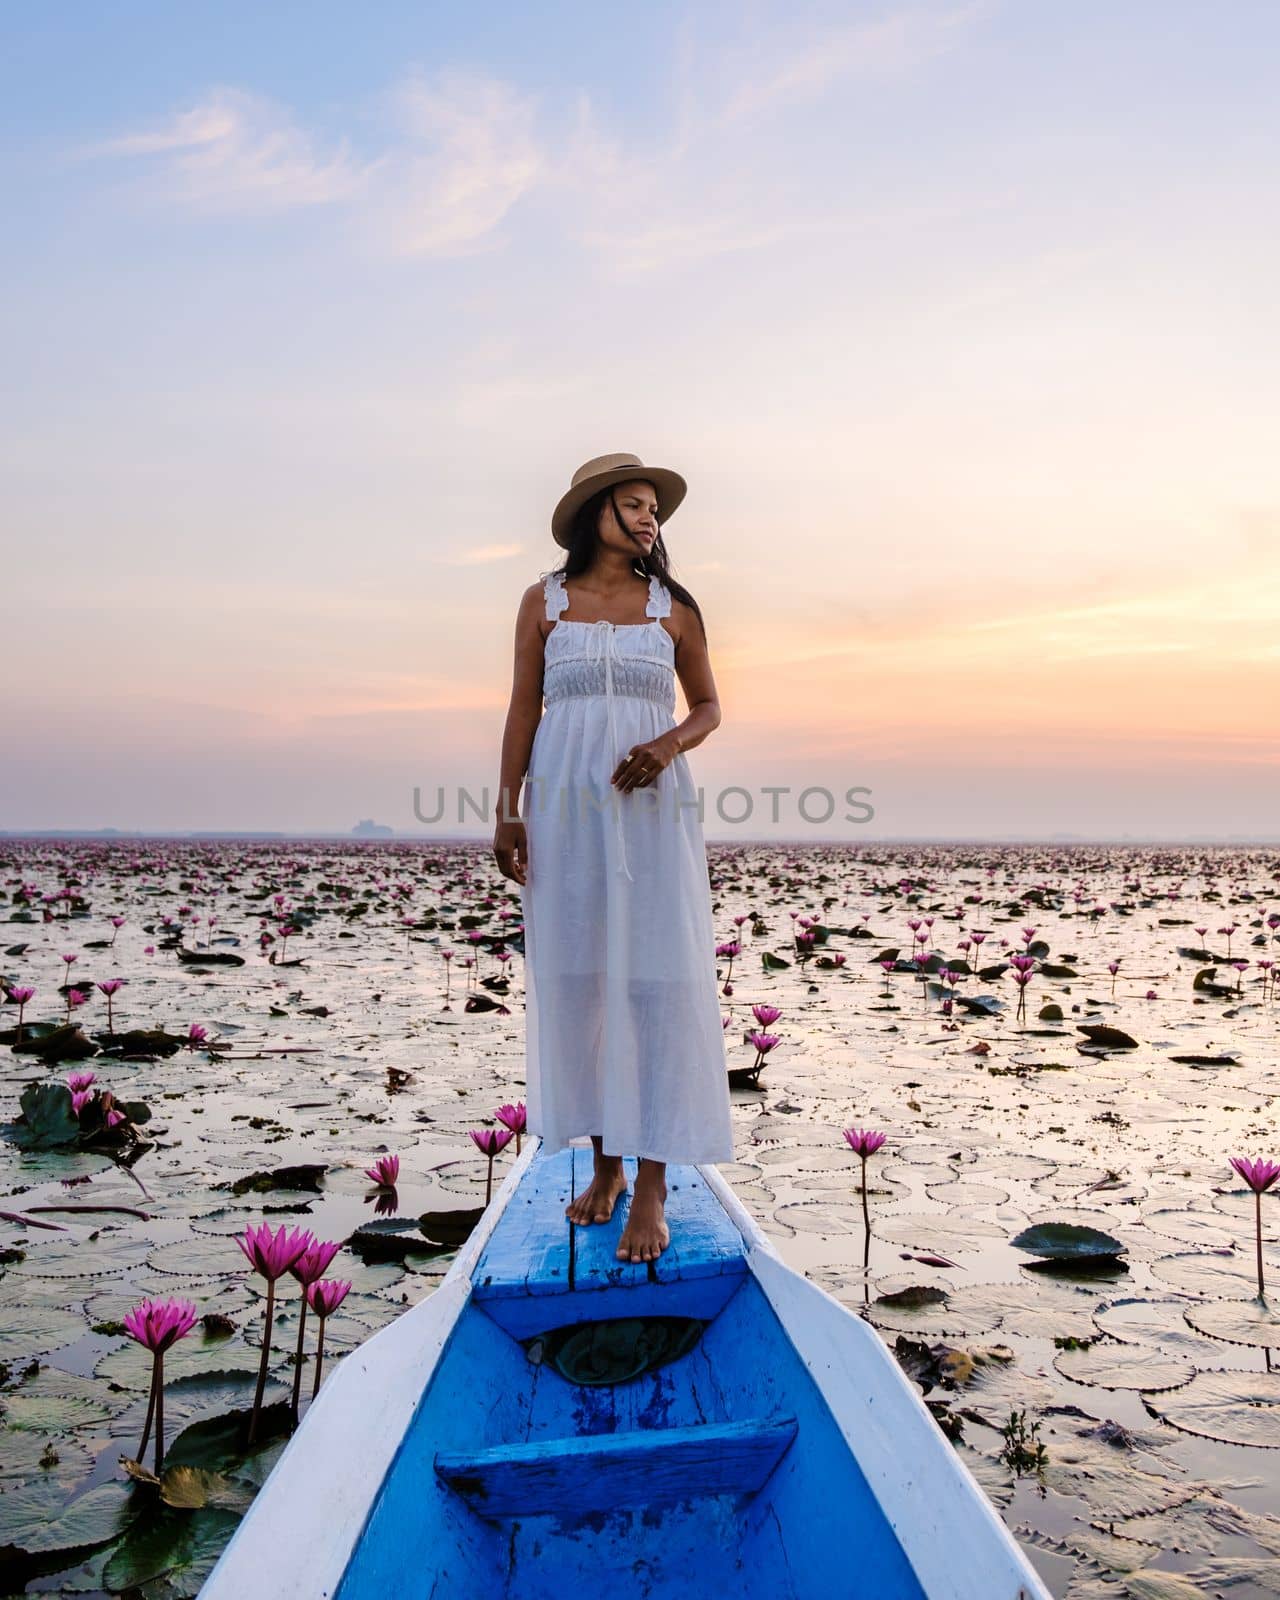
[543,625,676,714]
[541,570,676,714]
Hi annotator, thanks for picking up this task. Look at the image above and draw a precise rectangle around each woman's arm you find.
[492,584,546,884]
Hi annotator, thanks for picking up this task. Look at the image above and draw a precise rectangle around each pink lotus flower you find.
[71,1089,93,1116]
[843,1127,887,1236]
[66,1069,97,1093]
[236,1221,317,1445]
[6,984,35,1043]
[235,1221,316,1280]
[306,1277,351,1317]
[1230,1157,1280,1194]
[364,1154,400,1187]
[752,1003,782,1027]
[1228,1155,1280,1299]
[123,1297,198,1473]
[470,1126,515,1204]
[495,1103,527,1133]
[306,1278,352,1401]
[470,1127,515,1158]
[287,1240,344,1416]
[291,1240,343,1286]
[124,1297,198,1354]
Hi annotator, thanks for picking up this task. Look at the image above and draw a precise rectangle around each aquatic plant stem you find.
[291,1294,309,1417]
[154,1352,165,1475]
[1256,1190,1266,1300]
[137,1363,158,1462]
[312,1318,327,1401]
[248,1279,276,1445]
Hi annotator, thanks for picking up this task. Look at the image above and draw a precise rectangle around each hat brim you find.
[552,465,686,549]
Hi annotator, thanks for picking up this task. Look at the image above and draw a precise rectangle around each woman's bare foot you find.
[617,1166,669,1262]
[565,1156,627,1225]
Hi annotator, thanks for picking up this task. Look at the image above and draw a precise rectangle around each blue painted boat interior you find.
[334,1147,928,1600]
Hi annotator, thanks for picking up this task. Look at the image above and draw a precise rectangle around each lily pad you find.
[1146,1368,1280,1447]
[1011,1222,1126,1261]
[2,1478,136,1555]
[102,1505,243,1595]
[1151,1251,1277,1298]
[1184,1298,1280,1348]
[771,1199,871,1236]
[1053,1339,1193,1393]
[0,1303,87,1361]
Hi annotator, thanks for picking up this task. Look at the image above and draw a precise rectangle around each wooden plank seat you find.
[434,1415,799,1518]
[471,1147,748,1338]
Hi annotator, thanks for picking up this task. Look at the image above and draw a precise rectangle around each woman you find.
[493,451,735,1264]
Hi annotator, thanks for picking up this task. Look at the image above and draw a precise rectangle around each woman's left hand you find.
[612,732,680,793]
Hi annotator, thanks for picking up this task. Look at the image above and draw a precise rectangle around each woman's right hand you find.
[493,819,528,886]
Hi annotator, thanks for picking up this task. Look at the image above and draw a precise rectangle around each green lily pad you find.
[1053,1339,1193,1393]
[0,1424,93,1487]
[771,1200,871,1236]
[1011,1222,1126,1260]
[3,1478,136,1555]
[10,1232,151,1281]
[1151,1251,1277,1298]
[1146,1369,1280,1447]
[146,1234,252,1277]
[102,1504,242,1596]
[1184,1298,1280,1348]
[0,1389,115,1432]
[0,1302,87,1361]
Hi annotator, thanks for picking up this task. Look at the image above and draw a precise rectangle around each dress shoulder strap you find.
[645,572,673,619]
[542,569,569,621]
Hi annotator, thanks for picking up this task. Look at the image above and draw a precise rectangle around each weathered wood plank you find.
[435,1415,798,1517]
[472,1146,573,1302]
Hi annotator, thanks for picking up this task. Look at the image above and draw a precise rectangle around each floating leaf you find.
[771,1199,870,1236]
[1150,1251,1276,1298]
[877,1285,948,1310]
[9,1232,151,1282]
[3,1479,136,1555]
[1053,1339,1193,1393]
[146,1234,251,1278]
[1184,1298,1280,1349]
[1076,1024,1140,1049]
[0,1302,86,1361]
[1011,1222,1126,1260]
[102,1505,242,1595]
[0,1424,93,1488]
[1147,1369,1280,1447]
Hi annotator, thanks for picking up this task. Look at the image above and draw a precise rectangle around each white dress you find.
[520,568,735,1166]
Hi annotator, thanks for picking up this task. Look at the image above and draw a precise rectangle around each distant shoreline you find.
[2,831,1277,847]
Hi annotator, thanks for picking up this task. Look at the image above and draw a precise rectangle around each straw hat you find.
[551,452,687,549]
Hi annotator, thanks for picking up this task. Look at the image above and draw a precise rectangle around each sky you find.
[3,1,1278,841]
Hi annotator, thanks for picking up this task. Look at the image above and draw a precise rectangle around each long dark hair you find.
[546,483,706,641]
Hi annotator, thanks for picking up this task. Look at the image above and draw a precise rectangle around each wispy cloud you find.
[77,9,991,260]
[82,86,369,213]
[716,2,992,125]
[372,68,544,257]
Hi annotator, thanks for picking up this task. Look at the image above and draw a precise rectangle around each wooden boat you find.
[203,1138,1049,1599]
